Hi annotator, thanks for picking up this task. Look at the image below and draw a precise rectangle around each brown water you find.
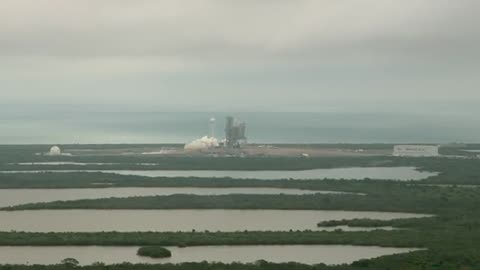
[0,245,421,265]
[102,167,437,180]
[0,166,438,180]
[0,187,350,208]
[0,209,431,232]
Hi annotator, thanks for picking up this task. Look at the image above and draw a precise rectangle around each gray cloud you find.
[0,0,479,110]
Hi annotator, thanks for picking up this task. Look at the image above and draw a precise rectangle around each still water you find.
[0,187,348,208]
[0,245,421,265]
[0,210,431,232]
[0,167,437,180]
[317,226,398,232]
[99,167,436,180]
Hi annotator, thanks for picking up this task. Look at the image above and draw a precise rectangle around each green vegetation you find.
[137,247,172,258]
[0,156,381,171]
[4,182,477,215]
[61,258,79,267]
[1,156,480,186]
[0,252,479,270]
[0,228,478,268]
[3,180,476,269]
[0,172,376,190]
[0,230,434,247]
[0,144,387,171]
[2,182,480,269]
[317,218,426,228]
[0,256,477,270]
[1,145,480,269]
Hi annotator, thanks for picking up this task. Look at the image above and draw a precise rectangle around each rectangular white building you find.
[393,145,439,157]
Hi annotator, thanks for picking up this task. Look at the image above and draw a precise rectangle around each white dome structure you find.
[49,146,62,156]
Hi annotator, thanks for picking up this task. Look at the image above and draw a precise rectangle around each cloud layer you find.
[1,0,479,110]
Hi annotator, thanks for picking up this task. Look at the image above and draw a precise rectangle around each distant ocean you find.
[0,111,479,144]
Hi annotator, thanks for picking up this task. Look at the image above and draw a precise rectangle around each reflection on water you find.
[14,162,118,165]
[317,226,398,232]
[0,245,421,265]
[0,187,350,208]
[0,167,437,180]
[99,167,437,180]
[0,209,431,232]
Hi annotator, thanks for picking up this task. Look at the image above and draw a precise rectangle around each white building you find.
[393,145,439,157]
[48,146,62,156]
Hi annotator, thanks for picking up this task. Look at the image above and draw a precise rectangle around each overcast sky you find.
[1,0,479,112]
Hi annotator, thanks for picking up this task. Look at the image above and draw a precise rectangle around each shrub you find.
[137,246,172,258]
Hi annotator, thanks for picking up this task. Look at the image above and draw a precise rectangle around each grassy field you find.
[0,144,479,269]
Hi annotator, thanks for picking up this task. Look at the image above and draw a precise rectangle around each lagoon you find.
[0,167,437,180]
[0,209,431,232]
[0,187,342,208]
[0,245,421,265]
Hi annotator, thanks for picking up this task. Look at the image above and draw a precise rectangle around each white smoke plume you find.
[184,136,219,151]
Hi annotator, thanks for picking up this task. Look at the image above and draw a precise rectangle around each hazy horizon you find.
[1,110,478,145]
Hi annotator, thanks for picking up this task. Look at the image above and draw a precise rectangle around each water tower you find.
[209,117,216,138]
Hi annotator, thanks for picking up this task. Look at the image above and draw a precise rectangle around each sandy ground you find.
[242,146,390,157]
[65,145,391,157]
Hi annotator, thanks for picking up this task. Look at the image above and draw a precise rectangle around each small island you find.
[137,246,172,258]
